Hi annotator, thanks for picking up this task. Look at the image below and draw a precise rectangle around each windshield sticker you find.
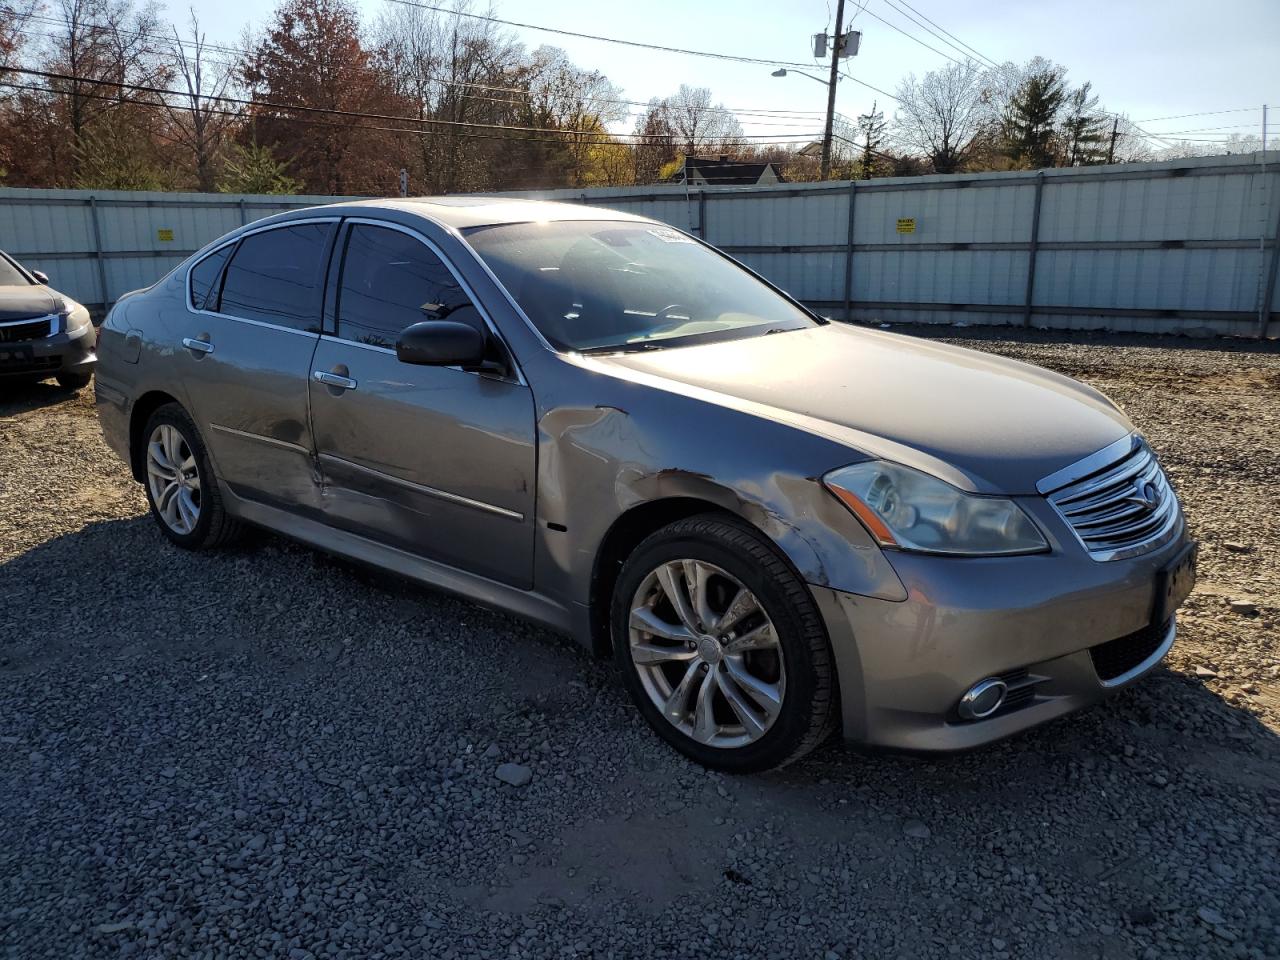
[647,228,695,244]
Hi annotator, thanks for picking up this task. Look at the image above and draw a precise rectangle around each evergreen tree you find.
[855,101,887,180]
[217,142,301,195]
[1003,66,1067,169]
[1060,82,1109,165]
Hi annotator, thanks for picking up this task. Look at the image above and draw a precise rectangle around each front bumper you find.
[814,505,1193,751]
[0,322,96,380]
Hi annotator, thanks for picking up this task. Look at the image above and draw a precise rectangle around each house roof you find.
[680,156,784,185]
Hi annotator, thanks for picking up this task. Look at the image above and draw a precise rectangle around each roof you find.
[678,156,784,186]
[343,196,653,230]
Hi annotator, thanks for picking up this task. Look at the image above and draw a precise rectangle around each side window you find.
[188,244,232,311]
[336,223,482,349]
[218,222,331,331]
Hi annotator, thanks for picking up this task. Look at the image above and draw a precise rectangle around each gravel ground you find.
[1,328,1278,960]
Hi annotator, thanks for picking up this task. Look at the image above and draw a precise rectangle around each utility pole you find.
[1106,117,1119,164]
[820,0,846,180]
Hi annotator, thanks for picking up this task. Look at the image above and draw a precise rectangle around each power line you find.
[15,16,839,123]
[879,0,1002,69]
[0,67,826,146]
[856,5,973,70]
[839,70,900,102]
[0,78,832,160]
[875,0,1001,71]
[1142,123,1261,135]
[1137,106,1262,123]
[380,0,819,69]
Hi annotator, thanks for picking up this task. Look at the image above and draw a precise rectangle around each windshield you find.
[463,220,819,353]
[0,253,33,286]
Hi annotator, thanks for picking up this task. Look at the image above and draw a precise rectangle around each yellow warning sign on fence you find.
[896,218,916,234]
[157,228,174,242]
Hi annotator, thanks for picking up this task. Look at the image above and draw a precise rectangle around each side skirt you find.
[223,484,575,638]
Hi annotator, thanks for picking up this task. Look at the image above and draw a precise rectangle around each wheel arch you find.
[587,495,819,659]
[128,390,182,482]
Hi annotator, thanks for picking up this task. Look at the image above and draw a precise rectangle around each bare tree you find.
[522,45,624,186]
[1,0,39,70]
[891,62,990,174]
[42,0,171,180]
[666,84,744,157]
[632,97,675,183]
[372,0,525,193]
[161,10,236,191]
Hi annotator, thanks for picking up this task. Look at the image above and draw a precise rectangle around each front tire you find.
[612,513,837,772]
[140,403,243,549]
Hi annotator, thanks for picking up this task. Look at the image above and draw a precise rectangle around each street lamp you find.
[772,0,859,180]
[770,68,831,86]
[770,68,840,180]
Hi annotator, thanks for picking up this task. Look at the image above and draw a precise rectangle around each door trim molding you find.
[318,452,525,521]
[209,422,310,455]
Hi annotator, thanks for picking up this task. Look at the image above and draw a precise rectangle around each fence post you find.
[697,190,707,239]
[1022,172,1045,327]
[88,195,109,314]
[842,180,857,323]
[1259,186,1280,339]
[238,198,248,226]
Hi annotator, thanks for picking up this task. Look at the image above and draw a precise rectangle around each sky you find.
[171,0,1280,150]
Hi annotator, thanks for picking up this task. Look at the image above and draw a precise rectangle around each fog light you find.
[958,678,1007,720]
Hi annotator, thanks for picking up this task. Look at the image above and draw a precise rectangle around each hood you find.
[579,324,1133,495]
[0,284,59,322]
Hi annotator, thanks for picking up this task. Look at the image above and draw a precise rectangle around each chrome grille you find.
[1041,436,1182,561]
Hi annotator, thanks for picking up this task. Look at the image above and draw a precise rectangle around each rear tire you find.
[140,403,243,549]
[55,371,92,390]
[612,513,837,772]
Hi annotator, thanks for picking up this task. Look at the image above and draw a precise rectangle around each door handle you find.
[314,370,357,391]
[182,337,214,355]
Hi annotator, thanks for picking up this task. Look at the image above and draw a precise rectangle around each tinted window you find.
[188,245,232,310]
[336,224,480,349]
[463,220,817,353]
[218,223,331,331]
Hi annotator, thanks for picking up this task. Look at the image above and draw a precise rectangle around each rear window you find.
[217,223,331,331]
[188,244,232,310]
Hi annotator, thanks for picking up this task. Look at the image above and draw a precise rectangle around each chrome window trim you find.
[330,217,528,386]
[184,216,340,332]
[209,422,311,455]
[318,452,524,521]
[319,333,392,355]
[192,310,320,339]
[1097,619,1177,689]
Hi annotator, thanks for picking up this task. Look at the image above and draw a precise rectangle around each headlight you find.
[49,300,85,336]
[823,461,1048,556]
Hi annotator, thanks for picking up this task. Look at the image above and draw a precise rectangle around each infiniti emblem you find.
[1123,479,1161,512]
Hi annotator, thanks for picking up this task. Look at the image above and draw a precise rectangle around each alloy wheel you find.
[628,559,786,749]
[146,423,202,535]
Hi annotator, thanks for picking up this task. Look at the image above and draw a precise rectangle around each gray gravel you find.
[2,328,1278,960]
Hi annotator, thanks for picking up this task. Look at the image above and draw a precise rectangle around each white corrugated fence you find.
[1,152,1276,337]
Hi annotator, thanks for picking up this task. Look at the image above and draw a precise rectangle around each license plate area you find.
[0,345,34,366]
[1154,541,1197,624]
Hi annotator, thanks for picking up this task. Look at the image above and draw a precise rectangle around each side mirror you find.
[395,320,487,368]
[31,270,49,284]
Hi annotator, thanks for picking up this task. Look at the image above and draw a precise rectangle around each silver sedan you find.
[94,198,1196,771]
